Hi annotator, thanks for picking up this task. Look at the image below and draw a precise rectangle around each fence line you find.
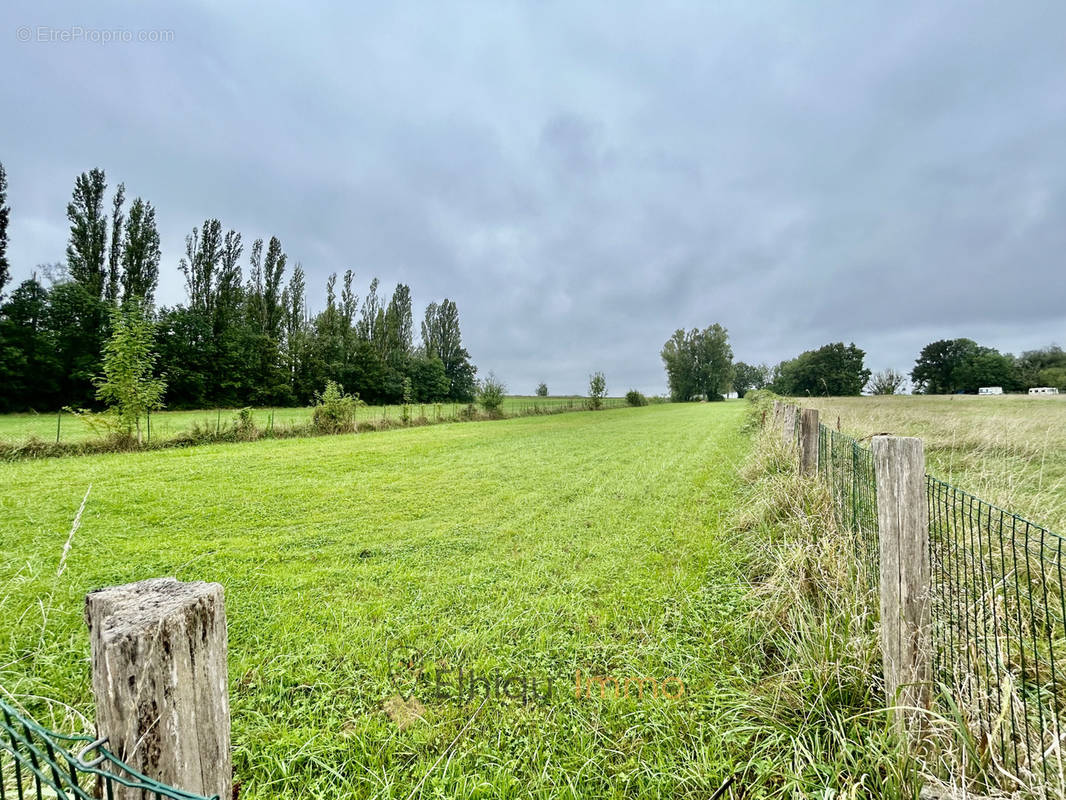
[778,401,1065,791]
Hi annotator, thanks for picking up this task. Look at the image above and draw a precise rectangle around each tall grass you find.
[726,407,919,797]
[798,395,1066,534]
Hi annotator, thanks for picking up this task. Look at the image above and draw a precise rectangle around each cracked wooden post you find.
[872,437,931,743]
[85,577,231,800]
[780,404,797,449]
[798,408,819,476]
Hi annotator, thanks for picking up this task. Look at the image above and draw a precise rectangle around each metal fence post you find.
[872,436,931,741]
[85,578,232,800]
[798,408,819,475]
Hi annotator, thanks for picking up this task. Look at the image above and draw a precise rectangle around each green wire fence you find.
[0,697,215,800]
[811,418,1066,793]
[927,477,1066,790]
[818,425,879,574]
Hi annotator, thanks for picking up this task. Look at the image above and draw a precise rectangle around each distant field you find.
[798,394,1066,533]
[0,403,758,799]
[0,395,623,444]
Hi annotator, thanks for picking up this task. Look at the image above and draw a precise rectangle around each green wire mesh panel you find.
[819,425,879,574]
[928,477,1066,792]
[0,697,216,800]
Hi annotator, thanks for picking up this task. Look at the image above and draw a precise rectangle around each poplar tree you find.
[66,169,109,298]
[105,183,125,303]
[0,162,10,300]
[120,198,161,306]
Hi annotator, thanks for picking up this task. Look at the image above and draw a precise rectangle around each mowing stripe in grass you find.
[1,402,753,799]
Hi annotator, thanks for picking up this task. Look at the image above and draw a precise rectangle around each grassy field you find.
[0,396,625,444]
[796,394,1066,534]
[0,402,782,799]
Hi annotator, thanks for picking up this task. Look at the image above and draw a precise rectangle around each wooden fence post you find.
[872,436,931,740]
[85,578,231,800]
[780,404,797,448]
[798,408,819,475]
[772,400,782,429]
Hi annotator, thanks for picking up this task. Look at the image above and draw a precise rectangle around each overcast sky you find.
[3,1,1064,395]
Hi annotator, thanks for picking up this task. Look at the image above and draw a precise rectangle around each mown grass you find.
[2,403,769,799]
[797,394,1066,533]
[0,396,626,445]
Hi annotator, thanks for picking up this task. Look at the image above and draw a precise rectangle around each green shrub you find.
[477,373,506,414]
[625,389,648,407]
[312,381,363,434]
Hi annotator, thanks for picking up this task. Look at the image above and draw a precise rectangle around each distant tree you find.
[66,169,109,299]
[105,183,125,304]
[262,236,286,340]
[661,324,733,401]
[421,299,477,401]
[94,301,166,442]
[120,198,161,306]
[732,361,769,398]
[911,339,974,394]
[408,355,449,401]
[358,278,382,343]
[154,305,212,408]
[383,283,414,366]
[773,342,869,396]
[245,238,266,331]
[477,372,506,413]
[47,278,109,407]
[180,219,223,315]
[1017,346,1066,389]
[0,162,10,300]
[588,371,607,409]
[216,230,244,319]
[536,382,548,397]
[867,368,908,395]
[0,277,59,410]
[282,264,309,396]
[1038,367,1066,391]
[911,338,1018,394]
[340,269,358,330]
[953,348,1018,393]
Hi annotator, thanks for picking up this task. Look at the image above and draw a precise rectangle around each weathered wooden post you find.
[798,408,819,475]
[780,404,797,448]
[85,578,231,800]
[872,437,931,741]
[772,400,782,429]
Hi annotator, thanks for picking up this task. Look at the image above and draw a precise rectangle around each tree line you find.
[731,339,1066,397]
[0,165,478,412]
[660,322,1064,400]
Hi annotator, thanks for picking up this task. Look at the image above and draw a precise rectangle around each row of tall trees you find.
[0,165,478,412]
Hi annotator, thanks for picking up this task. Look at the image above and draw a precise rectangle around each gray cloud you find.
[2,0,1064,394]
